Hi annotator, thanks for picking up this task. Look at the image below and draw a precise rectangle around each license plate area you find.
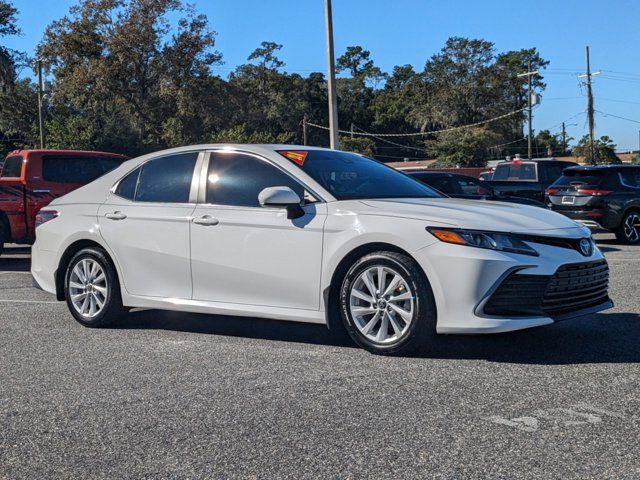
[562,196,576,205]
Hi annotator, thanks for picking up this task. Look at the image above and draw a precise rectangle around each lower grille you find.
[483,260,610,318]
[542,260,610,316]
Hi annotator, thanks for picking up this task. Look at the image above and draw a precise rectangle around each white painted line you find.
[0,299,60,304]
[0,271,32,275]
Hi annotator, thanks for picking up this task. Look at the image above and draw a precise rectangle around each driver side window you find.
[206,152,307,207]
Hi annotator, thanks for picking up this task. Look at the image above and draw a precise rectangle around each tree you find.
[335,46,384,138]
[573,135,621,164]
[337,46,384,84]
[0,78,38,155]
[38,0,223,154]
[534,129,562,157]
[0,0,24,91]
[339,136,375,157]
[426,127,501,167]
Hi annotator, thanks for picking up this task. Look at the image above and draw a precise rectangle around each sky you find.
[5,0,640,151]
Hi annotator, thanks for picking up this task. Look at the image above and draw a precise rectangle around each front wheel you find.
[339,251,437,355]
[615,211,640,244]
[64,248,125,327]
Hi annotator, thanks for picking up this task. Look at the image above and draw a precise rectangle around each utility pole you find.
[302,114,308,146]
[528,60,533,159]
[517,62,539,160]
[579,46,600,165]
[36,59,46,149]
[350,122,354,139]
[324,0,339,149]
[562,122,567,156]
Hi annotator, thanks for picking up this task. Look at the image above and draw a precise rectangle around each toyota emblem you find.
[579,238,593,257]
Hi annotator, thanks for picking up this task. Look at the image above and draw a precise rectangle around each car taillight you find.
[35,210,58,228]
[545,188,560,195]
[577,189,612,196]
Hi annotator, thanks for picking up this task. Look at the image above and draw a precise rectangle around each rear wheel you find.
[615,211,640,244]
[339,251,436,355]
[64,248,125,327]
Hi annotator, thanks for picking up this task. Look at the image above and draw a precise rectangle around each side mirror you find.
[258,186,304,219]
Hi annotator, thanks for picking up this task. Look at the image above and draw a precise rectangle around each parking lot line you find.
[0,299,60,304]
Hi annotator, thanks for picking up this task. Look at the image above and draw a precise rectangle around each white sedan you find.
[31,145,612,355]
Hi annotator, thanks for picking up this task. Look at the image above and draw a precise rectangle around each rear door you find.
[98,151,201,299]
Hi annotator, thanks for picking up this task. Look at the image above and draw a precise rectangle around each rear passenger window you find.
[42,155,124,183]
[134,152,198,203]
[620,169,640,188]
[1,156,23,178]
[114,167,141,200]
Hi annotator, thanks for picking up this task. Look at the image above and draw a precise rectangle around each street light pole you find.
[324,0,339,149]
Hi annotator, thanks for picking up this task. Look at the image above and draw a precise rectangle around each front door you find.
[190,151,326,310]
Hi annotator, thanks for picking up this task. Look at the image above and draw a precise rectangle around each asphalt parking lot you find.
[1,235,639,479]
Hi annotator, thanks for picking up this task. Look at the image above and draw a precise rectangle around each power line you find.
[488,137,526,149]
[595,110,640,124]
[306,107,528,138]
[352,125,426,153]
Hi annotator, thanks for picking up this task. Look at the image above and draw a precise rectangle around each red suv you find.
[0,149,128,255]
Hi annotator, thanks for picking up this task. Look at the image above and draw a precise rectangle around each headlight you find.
[426,227,539,256]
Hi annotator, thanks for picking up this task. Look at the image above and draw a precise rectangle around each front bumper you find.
[413,236,612,334]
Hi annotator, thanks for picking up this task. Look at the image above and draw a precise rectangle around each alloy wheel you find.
[624,213,640,243]
[69,258,109,319]
[349,265,415,344]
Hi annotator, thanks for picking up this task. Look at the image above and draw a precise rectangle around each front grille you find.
[483,260,610,318]
[541,260,610,316]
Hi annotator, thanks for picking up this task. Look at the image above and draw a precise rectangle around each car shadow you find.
[116,309,354,348]
[417,312,640,364]
[0,246,31,272]
[115,309,640,365]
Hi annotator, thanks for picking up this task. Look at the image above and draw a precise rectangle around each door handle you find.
[105,211,127,220]
[193,215,219,226]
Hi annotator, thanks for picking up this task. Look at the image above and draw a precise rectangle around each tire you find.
[615,211,640,245]
[64,247,126,327]
[339,251,437,355]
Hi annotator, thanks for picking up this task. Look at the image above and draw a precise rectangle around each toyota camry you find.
[31,145,613,355]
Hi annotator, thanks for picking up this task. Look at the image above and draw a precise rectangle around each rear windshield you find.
[0,155,23,178]
[550,170,605,188]
[492,163,537,181]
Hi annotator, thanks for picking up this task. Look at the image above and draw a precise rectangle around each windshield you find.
[288,150,441,200]
[492,162,538,181]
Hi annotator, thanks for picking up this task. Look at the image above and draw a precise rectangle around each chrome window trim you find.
[197,148,327,208]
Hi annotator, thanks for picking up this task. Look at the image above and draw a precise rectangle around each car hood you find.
[348,198,589,237]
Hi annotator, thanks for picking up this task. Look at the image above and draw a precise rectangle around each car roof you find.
[8,149,129,159]
[564,164,639,170]
[498,159,575,165]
